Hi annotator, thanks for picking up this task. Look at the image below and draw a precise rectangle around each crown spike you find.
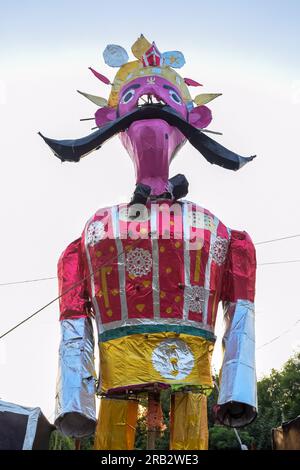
[77,90,108,107]
[142,42,163,67]
[131,34,151,59]
[193,93,222,106]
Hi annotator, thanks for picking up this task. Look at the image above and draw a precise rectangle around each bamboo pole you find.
[147,391,161,450]
[74,438,81,450]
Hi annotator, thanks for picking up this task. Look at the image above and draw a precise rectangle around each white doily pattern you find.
[212,237,229,265]
[126,248,152,277]
[87,220,105,246]
[188,211,215,232]
[186,285,207,313]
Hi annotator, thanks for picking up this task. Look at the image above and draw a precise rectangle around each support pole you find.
[147,391,161,450]
[74,438,81,450]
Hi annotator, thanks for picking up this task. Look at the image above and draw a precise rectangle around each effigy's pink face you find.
[117,76,188,120]
[118,77,187,194]
[94,75,212,195]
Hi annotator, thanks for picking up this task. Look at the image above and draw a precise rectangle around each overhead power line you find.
[257,319,300,350]
[0,234,149,341]
[0,292,64,340]
[0,276,56,287]
[1,241,300,288]
[0,230,299,291]
[255,234,300,246]
[0,258,299,288]
[0,230,299,350]
[258,260,300,266]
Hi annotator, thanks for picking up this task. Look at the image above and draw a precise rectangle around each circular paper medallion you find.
[152,338,194,380]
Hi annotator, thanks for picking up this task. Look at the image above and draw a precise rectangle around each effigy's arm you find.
[216,230,257,427]
[54,238,97,438]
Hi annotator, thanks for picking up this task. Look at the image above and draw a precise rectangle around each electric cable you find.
[1,233,299,287]
[0,235,149,340]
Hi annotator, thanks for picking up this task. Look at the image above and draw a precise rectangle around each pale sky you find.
[1,0,300,422]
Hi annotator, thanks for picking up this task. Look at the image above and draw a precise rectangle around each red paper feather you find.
[88,67,111,85]
[184,78,203,87]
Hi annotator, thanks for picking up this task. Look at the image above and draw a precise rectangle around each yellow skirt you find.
[99,331,214,393]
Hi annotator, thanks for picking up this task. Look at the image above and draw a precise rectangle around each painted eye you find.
[169,89,182,104]
[121,88,136,104]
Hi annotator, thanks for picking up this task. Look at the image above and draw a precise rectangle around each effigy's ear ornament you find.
[162,51,185,68]
[103,44,129,67]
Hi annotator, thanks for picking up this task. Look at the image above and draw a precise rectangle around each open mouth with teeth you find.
[137,94,166,106]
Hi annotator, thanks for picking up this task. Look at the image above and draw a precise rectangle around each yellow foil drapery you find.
[94,398,138,450]
[99,332,214,393]
[170,392,208,450]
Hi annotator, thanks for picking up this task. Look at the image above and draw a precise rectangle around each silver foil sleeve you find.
[216,299,257,427]
[54,317,97,438]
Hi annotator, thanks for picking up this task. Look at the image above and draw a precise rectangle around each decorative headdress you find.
[40,35,255,170]
[82,35,217,109]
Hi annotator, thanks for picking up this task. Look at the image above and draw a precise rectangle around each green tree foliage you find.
[49,431,75,450]
[49,430,94,450]
[247,351,300,449]
[280,353,300,419]
[246,374,282,449]
[209,426,254,450]
[207,351,300,449]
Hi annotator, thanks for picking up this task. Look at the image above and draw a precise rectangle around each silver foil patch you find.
[217,299,257,427]
[54,317,97,438]
[152,338,195,380]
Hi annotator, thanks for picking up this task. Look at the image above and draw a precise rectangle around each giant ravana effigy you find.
[40,35,257,450]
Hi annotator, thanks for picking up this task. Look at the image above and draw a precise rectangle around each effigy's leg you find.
[94,397,138,450]
[169,392,208,450]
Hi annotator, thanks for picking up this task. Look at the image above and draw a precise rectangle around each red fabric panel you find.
[58,238,88,320]
[221,230,256,303]
[85,210,123,324]
[91,236,123,324]
[118,209,153,319]
[158,206,184,319]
